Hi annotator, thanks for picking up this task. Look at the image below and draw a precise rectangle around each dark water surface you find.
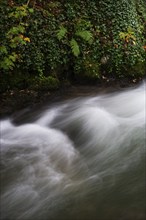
[0,83,145,220]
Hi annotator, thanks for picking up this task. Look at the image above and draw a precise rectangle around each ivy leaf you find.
[28,8,34,13]
[127,27,134,34]
[0,46,8,54]
[70,38,80,57]
[57,26,67,41]
[0,57,14,70]
[9,52,18,62]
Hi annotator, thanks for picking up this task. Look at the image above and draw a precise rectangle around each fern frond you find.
[76,30,93,43]
[70,38,80,57]
[57,26,67,41]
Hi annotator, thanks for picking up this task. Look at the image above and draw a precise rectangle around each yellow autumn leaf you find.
[24,37,30,42]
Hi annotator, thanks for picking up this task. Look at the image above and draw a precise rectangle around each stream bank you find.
[0,78,143,117]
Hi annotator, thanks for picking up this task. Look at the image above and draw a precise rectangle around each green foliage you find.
[57,26,67,41]
[70,38,80,57]
[96,0,146,77]
[76,30,93,43]
[0,52,18,70]
[119,27,136,42]
[8,4,32,18]
[0,0,146,92]
[32,76,60,91]
[57,19,93,58]
[0,2,32,71]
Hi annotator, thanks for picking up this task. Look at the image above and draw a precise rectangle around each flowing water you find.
[0,84,145,220]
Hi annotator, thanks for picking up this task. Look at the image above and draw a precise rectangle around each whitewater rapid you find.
[0,83,145,220]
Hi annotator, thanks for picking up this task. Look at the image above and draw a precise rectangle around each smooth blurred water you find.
[0,83,145,220]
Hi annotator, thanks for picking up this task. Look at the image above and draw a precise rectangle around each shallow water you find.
[0,83,145,220]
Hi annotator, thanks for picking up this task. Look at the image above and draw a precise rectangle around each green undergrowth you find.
[0,0,146,92]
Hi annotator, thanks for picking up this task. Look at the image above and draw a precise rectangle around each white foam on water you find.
[0,83,145,220]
